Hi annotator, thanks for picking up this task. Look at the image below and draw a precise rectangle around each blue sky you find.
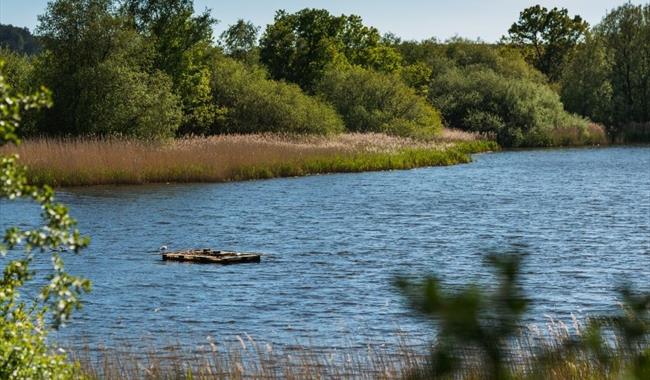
[0,1,642,42]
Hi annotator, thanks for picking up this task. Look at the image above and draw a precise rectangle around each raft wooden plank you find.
[161,250,261,265]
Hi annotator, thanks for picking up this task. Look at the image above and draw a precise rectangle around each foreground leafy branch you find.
[396,253,650,380]
[0,61,90,379]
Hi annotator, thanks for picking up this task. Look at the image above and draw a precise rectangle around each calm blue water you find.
[1,147,649,350]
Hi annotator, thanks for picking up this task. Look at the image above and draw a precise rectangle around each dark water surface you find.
[1,147,649,350]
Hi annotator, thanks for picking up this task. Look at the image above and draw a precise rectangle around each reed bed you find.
[549,123,609,147]
[1,131,495,187]
[72,339,423,380]
[68,317,641,380]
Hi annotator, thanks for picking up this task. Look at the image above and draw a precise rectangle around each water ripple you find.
[1,146,648,349]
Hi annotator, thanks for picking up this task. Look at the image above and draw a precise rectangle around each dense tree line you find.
[0,1,647,144]
[501,3,650,141]
[560,3,650,141]
[0,24,41,55]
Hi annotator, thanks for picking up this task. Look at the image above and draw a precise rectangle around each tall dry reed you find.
[1,131,491,186]
[69,317,637,380]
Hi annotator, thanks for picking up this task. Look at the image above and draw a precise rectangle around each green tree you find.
[443,38,546,83]
[390,37,440,67]
[560,33,613,126]
[123,0,218,135]
[400,62,433,97]
[259,8,402,90]
[316,65,442,139]
[0,49,41,136]
[0,24,41,55]
[1,62,90,379]
[506,5,588,81]
[336,14,403,73]
[428,66,592,147]
[0,48,35,98]
[210,56,344,135]
[35,0,182,138]
[595,3,650,130]
[259,9,344,90]
[123,0,215,76]
[392,38,546,84]
[560,3,650,140]
[219,19,260,64]
[74,60,182,138]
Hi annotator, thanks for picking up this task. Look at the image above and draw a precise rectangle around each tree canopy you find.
[259,8,402,90]
[561,3,650,140]
[35,0,182,138]
[122,0,219,135]
[0,24,41,55]
[2,1,645,143]
[219,19,260,63]
[506,5,588,81]
[316,64,442,138]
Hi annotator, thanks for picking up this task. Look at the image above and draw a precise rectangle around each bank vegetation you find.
[2,131,496,186]
[3,1,645,147]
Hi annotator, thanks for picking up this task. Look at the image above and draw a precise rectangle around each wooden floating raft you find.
[162,249,261,264]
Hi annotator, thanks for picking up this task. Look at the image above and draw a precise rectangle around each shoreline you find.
[5,133,639,189]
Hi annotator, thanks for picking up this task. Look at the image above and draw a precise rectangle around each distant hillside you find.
[0,24,41,55]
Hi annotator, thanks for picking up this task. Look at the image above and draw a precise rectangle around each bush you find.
[210,56,344,135]
[74,61,182,139]
[443,39,547,83]
[0,49,41,136]
[391,39,605,147]
[429,67,592,147]
[316,65,442,139]
[394,38,547,84]
[0,48,34,93]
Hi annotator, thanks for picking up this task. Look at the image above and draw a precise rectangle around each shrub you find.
[210,56,344,135]
[74,61,182,139]
[0,48,34,93]
[316,65,442,139]
[0,49,41,136]
[429,67,592,147]
[396,254,528,379]
[443,39,547,83]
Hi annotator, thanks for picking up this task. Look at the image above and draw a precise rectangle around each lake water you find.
[1,147,649,351]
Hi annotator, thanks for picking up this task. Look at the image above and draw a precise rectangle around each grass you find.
[68,317,646,380]
[1,130,497,187]
[549,123,609,146]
